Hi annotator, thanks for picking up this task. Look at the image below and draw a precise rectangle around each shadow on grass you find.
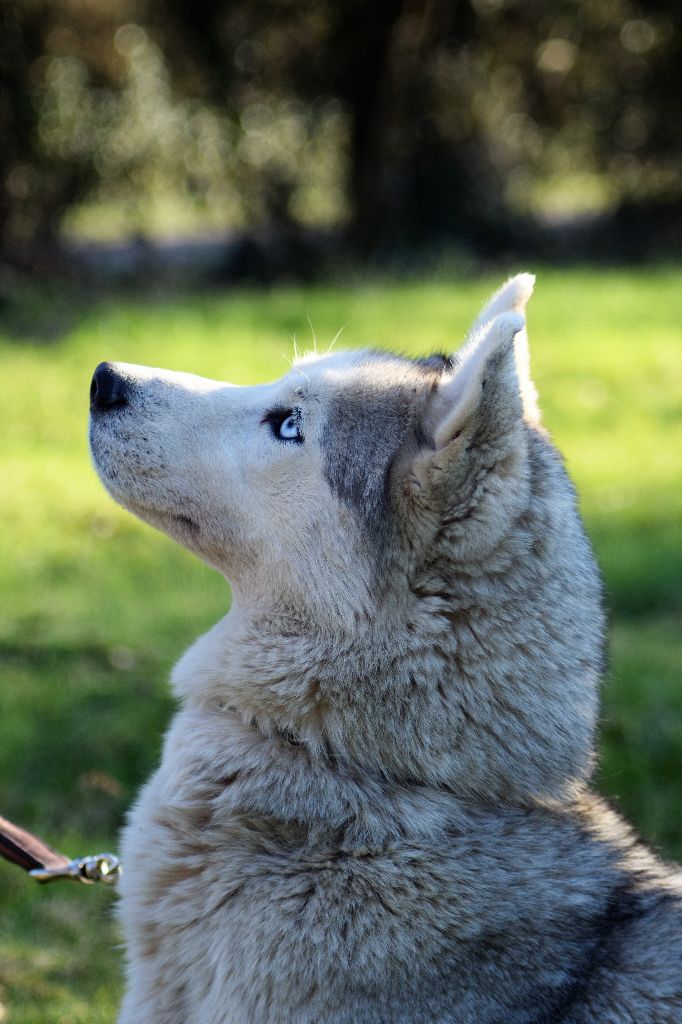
[0,277,99,346]
[0,862,122,1024]
[0,642,174,840]
[589,506,682,620]
[598,617,682,862]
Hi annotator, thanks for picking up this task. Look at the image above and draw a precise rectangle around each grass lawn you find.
[0,266,680,1020]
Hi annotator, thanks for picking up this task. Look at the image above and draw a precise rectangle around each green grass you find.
[0,266,680,1020]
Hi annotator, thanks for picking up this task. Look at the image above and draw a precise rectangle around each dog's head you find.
[89,277,535,607]
[90,275,604,801]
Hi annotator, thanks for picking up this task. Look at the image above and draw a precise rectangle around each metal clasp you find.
[30,853,121,886]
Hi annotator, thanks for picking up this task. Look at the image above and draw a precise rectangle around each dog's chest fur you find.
[117,699,682,1024]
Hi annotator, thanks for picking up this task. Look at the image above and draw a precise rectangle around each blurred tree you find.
[0,0,117,264]
[147,0,523,252]
[0,1,65,257]
[0,0,680,268]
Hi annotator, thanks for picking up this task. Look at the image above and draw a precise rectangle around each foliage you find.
[0,267,680,1019]
[1,0,681,255]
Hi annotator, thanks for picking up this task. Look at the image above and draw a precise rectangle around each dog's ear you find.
[468,272,535,338]
[453,271,539,430]
[424,272,538,446]
[408,276,538,506]
[420,312,528,456]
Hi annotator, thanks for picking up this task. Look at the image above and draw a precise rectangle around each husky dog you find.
[90,276,682,1024]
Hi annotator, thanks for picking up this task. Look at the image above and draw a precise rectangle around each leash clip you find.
[30,852,121,886]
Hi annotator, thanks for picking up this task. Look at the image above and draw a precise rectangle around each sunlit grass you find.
[0,266,680,1019]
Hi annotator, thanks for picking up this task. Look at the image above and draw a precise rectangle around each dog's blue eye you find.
[278,414,300,441]
[262,408,303,444]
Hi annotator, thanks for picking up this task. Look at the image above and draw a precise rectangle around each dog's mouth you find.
[123,498,201,537]
[89,429,201,537]
[174,512,200,533]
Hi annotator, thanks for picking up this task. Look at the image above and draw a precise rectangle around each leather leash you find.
[0,814,120,885]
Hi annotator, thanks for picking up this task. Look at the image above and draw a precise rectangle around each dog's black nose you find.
[90,362,129,411]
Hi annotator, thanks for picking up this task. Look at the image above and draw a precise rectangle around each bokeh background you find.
[0,1,680,1021]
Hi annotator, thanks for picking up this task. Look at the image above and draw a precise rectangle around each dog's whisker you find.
[327,324,346,354]
[293,364,310,387]
[307,315,317,355]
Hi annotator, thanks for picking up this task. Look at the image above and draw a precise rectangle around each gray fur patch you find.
[320,353,445,537]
